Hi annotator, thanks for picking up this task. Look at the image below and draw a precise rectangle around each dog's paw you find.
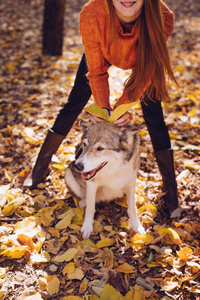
[130,221,146,234]
[79,198,86,208]
[81,222,93,238]
[135,224,146,234]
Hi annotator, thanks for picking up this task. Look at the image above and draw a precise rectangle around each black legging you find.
[52,54,91,135]
[52,54,171,152]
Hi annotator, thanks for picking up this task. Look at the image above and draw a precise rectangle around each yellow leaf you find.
[188,107,196,118]
[123,291,134,300]
[17,234,35,252]
[0,267,7,279]
[177,247,193,260]
[115,197,128,208]
[54,248,79,262]
[104,226,113,232]
[5,193,15,203]
[133,285,145,300]
[60,297,84,300]
[187,94,198,104]
[36,207,55,227]
[6,61,16,74]
[158,228,182,245]
[34,240,44,253]
[0,291,6,298]
[93,220,103,233]
[62,262,75,275]
[0,246,29,259]
[100,284,123,300]
[30,251,51,263]
[79,281,88,293]
[114,263,134,273]
[44,275,60,296]
[85,102,139,123]
[120,221,129,229]
[137,204,157,218]
[96,238,114,249]
[52,163,66,170]
[139,129,146,137]
[131,234,154,245]
[48,227,60,238]
[175,65,185,73]
[67,268,84,280]
[108,102,139,122]
[85,105,108,120]
[184,159,200,170]
[88,296,99,300]
[75,207,84,217]
[55,213,73,230]
[1,204,15,216]
[81,239,97,248]
[1,195,24,216]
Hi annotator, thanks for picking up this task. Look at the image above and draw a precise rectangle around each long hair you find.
[106,0,178,101]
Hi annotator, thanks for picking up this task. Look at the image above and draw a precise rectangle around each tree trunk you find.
[42,0,65,56]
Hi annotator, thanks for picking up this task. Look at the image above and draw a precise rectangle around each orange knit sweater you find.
[80,0,174,110]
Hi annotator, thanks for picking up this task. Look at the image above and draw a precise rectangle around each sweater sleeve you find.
[80,12,112,110]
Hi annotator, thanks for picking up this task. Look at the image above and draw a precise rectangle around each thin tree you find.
[42,0,65,56]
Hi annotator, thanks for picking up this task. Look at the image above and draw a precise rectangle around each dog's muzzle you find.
[80,162,108,181]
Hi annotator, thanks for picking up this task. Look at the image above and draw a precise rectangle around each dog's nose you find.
[75,162,84,172]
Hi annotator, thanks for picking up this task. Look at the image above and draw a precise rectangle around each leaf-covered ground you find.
[0,0,200,299]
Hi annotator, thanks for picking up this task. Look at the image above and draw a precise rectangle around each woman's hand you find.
[113,111,132,127]
[90,114,106,124]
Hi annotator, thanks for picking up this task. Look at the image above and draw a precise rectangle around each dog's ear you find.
[120,126,139,160]
[79,120,93,131]
[120,125,138,144]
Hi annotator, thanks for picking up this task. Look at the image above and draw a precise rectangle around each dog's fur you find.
[65,121,145,238]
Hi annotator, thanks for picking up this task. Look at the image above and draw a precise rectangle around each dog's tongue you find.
[81,162,108,181]
[81,169,96,180]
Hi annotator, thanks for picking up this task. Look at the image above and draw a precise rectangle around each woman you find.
[24,0,179,217]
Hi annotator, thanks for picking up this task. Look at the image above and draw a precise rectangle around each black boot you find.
[23,129,65,189]
[155,148,181,218]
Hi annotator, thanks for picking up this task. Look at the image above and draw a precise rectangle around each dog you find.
[65,121,145,238]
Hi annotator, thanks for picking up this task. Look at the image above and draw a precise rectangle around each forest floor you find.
[0,0,200,299]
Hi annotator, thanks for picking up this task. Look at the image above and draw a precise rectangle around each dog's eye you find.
[97,146,104,151]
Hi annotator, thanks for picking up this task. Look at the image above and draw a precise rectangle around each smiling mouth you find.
[81,162,108,181]
[120,1,136,8]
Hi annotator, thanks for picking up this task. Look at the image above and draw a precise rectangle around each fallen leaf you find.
[67,268,84,280]
[96,238,115,249]
[44,275,60,296]
[114,263,134,273]
[54,248,79,262]
[62,262,75,275]
[158,228,182,245]
[99,284,123,300]
[0,246,29,259]
[177,247,193,260]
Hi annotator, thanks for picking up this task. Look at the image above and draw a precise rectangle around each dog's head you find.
[74,121,139,181]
